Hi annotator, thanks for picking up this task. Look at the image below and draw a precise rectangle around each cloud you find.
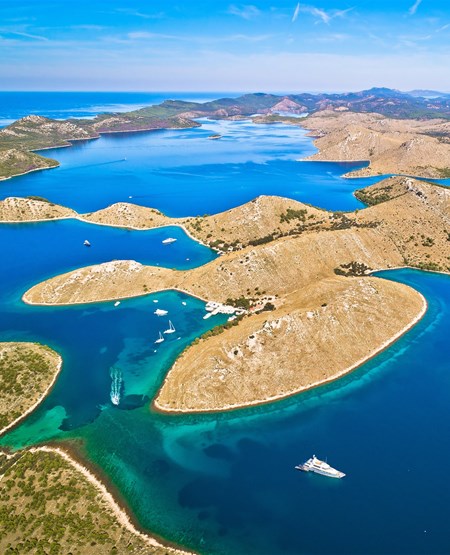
[228,5,261,20]
[292,3,300,23]
[3,30,48,41]
[115,8,164,19]
[296,5,353,25]
[408,0,422,16]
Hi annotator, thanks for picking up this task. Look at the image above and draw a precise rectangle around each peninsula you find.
[21,175,449,411]
[2,88,450,181]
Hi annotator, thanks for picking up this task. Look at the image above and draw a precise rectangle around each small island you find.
[0,342,62,435]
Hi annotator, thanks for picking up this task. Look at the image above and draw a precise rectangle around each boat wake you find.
[110,367,123,406]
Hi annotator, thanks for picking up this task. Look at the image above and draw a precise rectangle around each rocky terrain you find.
[2,88,450,180]
[302,111,450,178]
[0,196,76,221]
[20,176,449,411]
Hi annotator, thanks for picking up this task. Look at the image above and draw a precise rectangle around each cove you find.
[0,113,449,555]
[0,118,387,215]
[2,270,450,555]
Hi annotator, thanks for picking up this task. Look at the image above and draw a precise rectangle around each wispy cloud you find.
[292,3,300,23]
[408,0,422,16]
[2,29,48,41]
[115,8,164,19]
[436,23,450,32]
[227,5,261,20]
[107,30,273,46]
[295,4,353,25]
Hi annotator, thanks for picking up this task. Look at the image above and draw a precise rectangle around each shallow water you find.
[0,102,450,554]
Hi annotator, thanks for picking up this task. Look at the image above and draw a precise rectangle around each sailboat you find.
[163,320,176,334]
[155,332,165,344]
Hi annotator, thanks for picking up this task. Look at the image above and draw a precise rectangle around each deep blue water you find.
[0,118,384,214]
[0,93,450,555]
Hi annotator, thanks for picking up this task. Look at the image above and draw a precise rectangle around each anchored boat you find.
[163,320,176,334]
[295,455,345,479]
[162,237,177,244]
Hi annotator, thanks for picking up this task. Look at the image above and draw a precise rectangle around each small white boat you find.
[153,300,159,303]
[114,301,120,307]
[182,301,187,306]
[84,240,91,247]
[163,320,176,334]
[154,308,168,316]
[155,332,165,344]
[162,237,177,244]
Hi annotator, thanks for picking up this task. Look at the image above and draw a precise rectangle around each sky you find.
[1,0,449,92]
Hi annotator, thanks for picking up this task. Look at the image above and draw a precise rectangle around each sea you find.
[1,92,450,555]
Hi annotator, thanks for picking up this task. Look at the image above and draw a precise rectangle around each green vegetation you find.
[354,184,395,206]
[26,195,52,203]
[0,450,171,554]
[280,208,307,224]
[0,150,58,181]
[334,261,373,277]
[437,167,450,178]
[413,261,443,272]
[0,343,60,430]
[226,296,252,309]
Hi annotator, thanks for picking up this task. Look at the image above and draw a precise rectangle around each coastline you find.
[0,353,63,438]
[0,162,59,182]
[153,288,428,414]
[27,445,196,555]
[22,284,212,307]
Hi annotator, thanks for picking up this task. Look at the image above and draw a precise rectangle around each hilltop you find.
[2,88,450,180]
[20,176,449,411]
[301,111,450,178]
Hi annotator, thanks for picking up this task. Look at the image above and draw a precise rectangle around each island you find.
[0,447,192,555]
[2,89,450,181]
[0,342,192,554]
[1,89,449,553]
[20,174,449,411]
[0,342,62,434]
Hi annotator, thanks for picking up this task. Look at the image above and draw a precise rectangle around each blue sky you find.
[1,0,449,91]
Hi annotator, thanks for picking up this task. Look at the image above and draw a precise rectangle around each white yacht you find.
[83,239,91,247]
[295,455,345,479]
[162,237,177,244]
[154,308,168,316]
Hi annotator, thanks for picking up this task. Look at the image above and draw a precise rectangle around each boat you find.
[114,301,120,307]
[155,332,164,344]
[162,237,177,244]
[182,301,187,306]
[295,455,345,479]
[154,308,168,316]
[83,240,91,247]
[163,320,176,334]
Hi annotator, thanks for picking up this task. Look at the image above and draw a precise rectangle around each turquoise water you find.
[1,102,450,554]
